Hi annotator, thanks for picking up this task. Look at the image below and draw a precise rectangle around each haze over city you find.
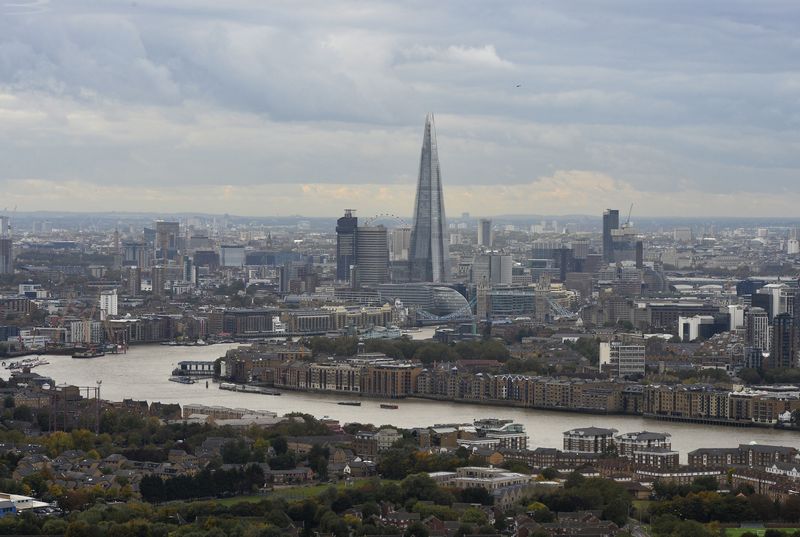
[1,0,799,216]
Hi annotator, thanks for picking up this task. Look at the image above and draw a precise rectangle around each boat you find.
[169,376,196,384]
[72,349,106,359]
[6,357,47,370]
[380,404,399,409]
[337,401,361,406]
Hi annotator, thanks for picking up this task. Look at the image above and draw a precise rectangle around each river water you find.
[5,344,800,461]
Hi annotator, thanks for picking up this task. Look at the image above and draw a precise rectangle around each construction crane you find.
[623,203,634,229]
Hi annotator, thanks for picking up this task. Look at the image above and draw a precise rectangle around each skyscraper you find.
[355,225,389,287]
[0,216,12,275]
[155,220,180,263]
[602,209,619,263]
[769,313,797,369]
[409,114,448,283]
[478,218,492,248]
[336,209,358,281]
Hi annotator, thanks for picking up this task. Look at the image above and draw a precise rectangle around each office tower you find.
[390,227,412,262]
[745,307,771,354]
[220,245,245,267]
[409,114,449,283]
[336,209,358,280]
[355,225,389,287]
[155,220,180,263]
[489,255,513,285]
[183,255,195,284]
[478,219,492,248]
[602,209,619,263]
[571,239,589,260]
[769,313,797,369]
[0,216,10,275]
[99,289,118,321]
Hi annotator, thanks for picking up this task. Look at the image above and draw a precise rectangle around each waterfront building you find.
[614,431,671,458]
[377,283,472,323]
[409,114,449,283]
[99,289,118,321]
[562,427,618,454]
[176,361,215,376]
[363,362,421,398]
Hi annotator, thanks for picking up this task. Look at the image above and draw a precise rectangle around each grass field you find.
[213,479,377,505]
[723,528,799,536]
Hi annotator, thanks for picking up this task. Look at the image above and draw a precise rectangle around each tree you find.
[271,436,288,455]
[404,522,429,537]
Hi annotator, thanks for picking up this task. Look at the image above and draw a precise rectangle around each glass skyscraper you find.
[409,114,449,283]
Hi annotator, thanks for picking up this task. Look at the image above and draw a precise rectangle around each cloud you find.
[0,0,798,216]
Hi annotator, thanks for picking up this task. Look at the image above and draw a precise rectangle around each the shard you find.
[409,113,449,283]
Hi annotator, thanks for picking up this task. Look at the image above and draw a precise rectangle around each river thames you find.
[6,344,800,461]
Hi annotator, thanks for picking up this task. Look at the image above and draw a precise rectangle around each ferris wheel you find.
[363,213,411,228]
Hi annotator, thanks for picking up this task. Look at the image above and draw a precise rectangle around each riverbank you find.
[5,344,799,462]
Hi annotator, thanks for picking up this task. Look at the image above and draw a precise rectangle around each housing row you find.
[220,352,800,425]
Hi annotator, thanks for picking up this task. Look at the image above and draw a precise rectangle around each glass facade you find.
[409,114,449,283]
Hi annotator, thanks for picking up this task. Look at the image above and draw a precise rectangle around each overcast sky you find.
[1,0,798,217]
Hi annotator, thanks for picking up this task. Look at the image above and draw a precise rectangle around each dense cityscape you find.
[2,2,800,537]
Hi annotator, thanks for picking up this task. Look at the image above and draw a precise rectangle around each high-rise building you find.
[769,313,797,369]
[409,114,449,283]
[99,289,118,321]
[336,209,358,280]
[155,220,180,263]
[389,227,412,262]
[151,266,166,297]
[602,209,619,263]
[355,225,389,287]
[0,216,11,275]
[478,219,492,248]
[126,267,141,297]
[745,307,771,354]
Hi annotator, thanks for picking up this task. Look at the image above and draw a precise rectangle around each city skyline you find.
[0,1,799,216]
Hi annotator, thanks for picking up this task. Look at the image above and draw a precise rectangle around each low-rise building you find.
[563,427,618,454]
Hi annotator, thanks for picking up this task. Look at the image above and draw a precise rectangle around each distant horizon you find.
[7,208,800,224]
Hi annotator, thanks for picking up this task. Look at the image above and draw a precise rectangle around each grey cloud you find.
[0,0,798,212]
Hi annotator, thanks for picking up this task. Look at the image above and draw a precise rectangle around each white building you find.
[599,341,645,378]
[678,315,715,342]
[68,320,104,345]
[728,305,745,331]
[99,289,118,321]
